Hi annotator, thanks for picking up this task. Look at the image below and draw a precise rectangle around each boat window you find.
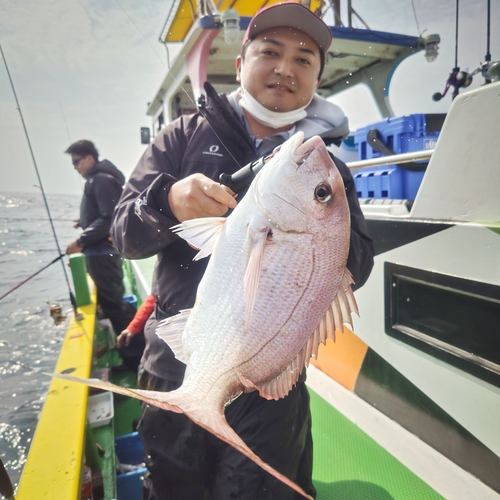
[384,262,500,387]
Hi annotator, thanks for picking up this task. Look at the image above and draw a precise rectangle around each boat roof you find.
[148,14,423,119]
[160,0,326,44]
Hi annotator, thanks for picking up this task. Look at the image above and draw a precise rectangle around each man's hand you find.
[73,218,81,229]
[117,328,134,348]
[66,240,83,255]
[168,173,237,222]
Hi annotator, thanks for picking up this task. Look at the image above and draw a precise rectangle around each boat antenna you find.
[0,43,80,317]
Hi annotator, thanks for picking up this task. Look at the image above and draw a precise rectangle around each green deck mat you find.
[309,389,443,500]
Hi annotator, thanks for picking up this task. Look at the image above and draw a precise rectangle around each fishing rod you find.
[433,0,494,101]
[432,0,470,101]
[0,43,80,317]
[0,254,64,302]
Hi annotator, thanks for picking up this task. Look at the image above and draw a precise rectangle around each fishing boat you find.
[10,1,500,499]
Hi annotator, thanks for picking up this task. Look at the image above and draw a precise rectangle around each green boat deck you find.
[125,257,443,500]
[309,390,442,499]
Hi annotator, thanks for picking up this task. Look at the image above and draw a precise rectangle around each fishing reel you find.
[432,67,473,101]
[433,58,499,102]
[49,302,67,325]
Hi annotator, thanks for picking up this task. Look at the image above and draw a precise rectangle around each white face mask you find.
[239,84,310,129]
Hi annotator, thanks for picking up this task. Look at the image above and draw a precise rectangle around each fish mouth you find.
[293,135,323,166]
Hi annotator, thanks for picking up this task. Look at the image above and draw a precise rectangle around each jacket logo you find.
[202,145,223,157]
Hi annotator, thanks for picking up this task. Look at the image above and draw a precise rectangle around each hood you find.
[91,159,125,185]
[296,93,349,144]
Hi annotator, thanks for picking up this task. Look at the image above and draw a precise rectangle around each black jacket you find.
[77,159,125,254]
[111,83,374,378]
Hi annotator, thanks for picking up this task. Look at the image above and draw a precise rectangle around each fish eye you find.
[314,183,332,203]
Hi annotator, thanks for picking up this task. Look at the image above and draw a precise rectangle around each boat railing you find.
[346,149,433,170]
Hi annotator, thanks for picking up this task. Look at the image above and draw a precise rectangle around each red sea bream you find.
[54,131,358,499]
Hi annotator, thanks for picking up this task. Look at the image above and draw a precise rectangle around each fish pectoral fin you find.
[171,217,226,260]
[243,222,271,328]
[156,309,192,363]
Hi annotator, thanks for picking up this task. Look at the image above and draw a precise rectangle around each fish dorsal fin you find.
[156,309,192,363]
[171,217,226,260]
[243,222,271,329]
[245,268,358,401]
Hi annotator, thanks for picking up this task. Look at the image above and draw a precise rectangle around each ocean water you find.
[0,191,80,488]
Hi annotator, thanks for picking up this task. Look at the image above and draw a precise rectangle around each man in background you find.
[65,139,144,373]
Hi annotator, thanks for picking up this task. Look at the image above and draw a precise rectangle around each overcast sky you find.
[0,0,498,195]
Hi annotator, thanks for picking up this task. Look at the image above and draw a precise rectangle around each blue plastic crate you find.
[115,431,144,464]
[352,165,425,200]
[353,114,444,199]
[115,432,146,500]
[116,467,147,500]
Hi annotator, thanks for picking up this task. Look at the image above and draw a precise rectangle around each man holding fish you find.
[111,2,374,499]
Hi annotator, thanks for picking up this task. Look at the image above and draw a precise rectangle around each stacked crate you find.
[353,114,445,200]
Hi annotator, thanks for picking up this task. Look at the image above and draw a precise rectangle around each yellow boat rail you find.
[16,293,96,499]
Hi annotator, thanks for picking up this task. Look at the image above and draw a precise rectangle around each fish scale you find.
[52,131,357,500]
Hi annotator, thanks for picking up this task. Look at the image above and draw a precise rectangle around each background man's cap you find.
[242,2,332,55]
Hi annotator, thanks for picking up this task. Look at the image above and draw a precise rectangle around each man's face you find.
[236,27,321,113]
[71,154,95,178]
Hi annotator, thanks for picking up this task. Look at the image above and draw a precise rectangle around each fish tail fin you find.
[50,373,312,499]
[188,408,313,500]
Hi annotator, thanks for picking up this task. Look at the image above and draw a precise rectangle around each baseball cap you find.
[242,2,332,55]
